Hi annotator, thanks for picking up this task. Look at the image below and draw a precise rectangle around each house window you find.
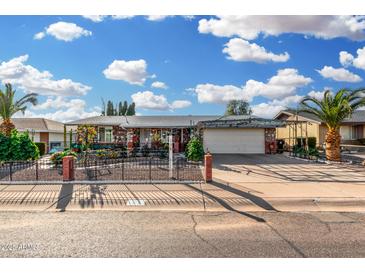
[105,128,113,142]
[99,127,105,142]
[98,127,113,142]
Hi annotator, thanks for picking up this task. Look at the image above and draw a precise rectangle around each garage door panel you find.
[203,128,265,154]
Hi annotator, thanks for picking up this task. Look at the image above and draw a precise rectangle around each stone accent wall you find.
[265,128,277,154]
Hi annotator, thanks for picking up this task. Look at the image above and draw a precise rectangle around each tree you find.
[121,100,128,115]
[106,100,114,116]
[225,100,252,115]
[0,83,38,136]
[300,89,365,161]
[126,102,136,115]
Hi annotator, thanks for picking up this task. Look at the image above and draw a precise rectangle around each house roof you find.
[198,117,285,129]
[10,118,64,133]
[65,115,270,128]
[274,109,365,124]
[274,110,323,123]
[66,115,224,128]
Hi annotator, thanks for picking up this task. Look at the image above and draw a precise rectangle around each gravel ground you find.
[0,211,364,258]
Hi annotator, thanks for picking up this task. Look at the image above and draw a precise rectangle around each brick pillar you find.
[63,156,75,181]
[204,153,212,182]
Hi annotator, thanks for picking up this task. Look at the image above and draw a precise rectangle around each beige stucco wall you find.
[49,132,64,143]
[276,122,321,145]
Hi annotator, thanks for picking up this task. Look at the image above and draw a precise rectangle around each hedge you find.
[0,130,39,161]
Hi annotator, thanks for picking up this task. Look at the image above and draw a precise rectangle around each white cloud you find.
[170,100,192,109]
[252,95,303,118]
[15,97,100,122]
[131,91,191,111]
[82,15,107,22]
[0,55,91,96]
[151,81,168,89]
[103,59,148,85]
[198,16,365,41]
[223,38,289,63]
[34,21,92,42]
[33,32,45,40]
[111,15,135,20]
[131,91,169,110]
[146,15,172,21]
[340,47,365,70]
[339,51,354,67]
[194,68,312,104]
[317,65,362,82]
[307,89,333,100]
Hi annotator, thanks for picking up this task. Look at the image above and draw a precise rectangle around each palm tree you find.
[300,88,365,161]
[0,83,38,136]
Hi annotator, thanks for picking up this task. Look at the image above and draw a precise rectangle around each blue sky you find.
[1,15,365,121]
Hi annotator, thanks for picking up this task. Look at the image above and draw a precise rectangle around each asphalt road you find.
[0,210,364,258]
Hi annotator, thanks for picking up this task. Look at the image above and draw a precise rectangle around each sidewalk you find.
[0,180,364,212]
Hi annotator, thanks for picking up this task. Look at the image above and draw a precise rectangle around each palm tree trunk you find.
[0,118,15,136]
[325,127,341,161]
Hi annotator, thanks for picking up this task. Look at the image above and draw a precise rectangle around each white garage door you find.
[203,128,265,154]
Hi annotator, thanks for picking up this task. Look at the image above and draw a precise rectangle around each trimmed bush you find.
[50,150,77,165]
[0,130,39,161]
[185,137,204,161]
[35,142,47,156]
[308,137,317,149]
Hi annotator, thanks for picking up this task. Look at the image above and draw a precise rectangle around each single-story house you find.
[10,118,67,152]
[274,110,365,146]
[66,115,285,154]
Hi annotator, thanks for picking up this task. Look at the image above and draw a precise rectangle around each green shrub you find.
[0,130,39,161]
[35,142,47,156]
[185,137,204,161]
[50,150,77,165]
[308,147,319,157]
[358,138,365,145]
[308,137,317,149]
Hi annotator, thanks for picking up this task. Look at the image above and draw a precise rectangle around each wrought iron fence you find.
[0,155,204,183]
[0,159,63,182]
[74,157,203,183]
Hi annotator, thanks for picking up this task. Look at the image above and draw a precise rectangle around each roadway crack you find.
[264,222,307,258]
[190,214,226,258]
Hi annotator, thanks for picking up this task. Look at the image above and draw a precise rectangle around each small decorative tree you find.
[77,125,97,152]
[185,136,204,162]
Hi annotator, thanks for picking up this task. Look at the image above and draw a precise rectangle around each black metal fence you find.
[0,156,204,183]
[0,159,63,182]
[74,157,203,183]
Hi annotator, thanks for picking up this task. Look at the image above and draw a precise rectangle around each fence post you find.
[149,157,152,182]
[35,161,39,181]
[62,156,75,181]
[94,160,97,181]
[176,158,180,180]
[9,162,13,181]
[122,158,124,181]
[204,152,212,183]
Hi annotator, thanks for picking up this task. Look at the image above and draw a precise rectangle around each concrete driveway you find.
[212,154,365,183]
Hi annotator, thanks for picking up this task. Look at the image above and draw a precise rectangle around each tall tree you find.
[121,100,128,115]
[0,83,38,136]
[300,88,365,161]
[126,102,136,115]
[106,100,114,116]
[118,102,123,116]
[225,100,252,115]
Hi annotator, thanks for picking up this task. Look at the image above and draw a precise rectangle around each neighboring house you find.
[66,115,284,154]
[11,118,66,152]
[274,110,365,146]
